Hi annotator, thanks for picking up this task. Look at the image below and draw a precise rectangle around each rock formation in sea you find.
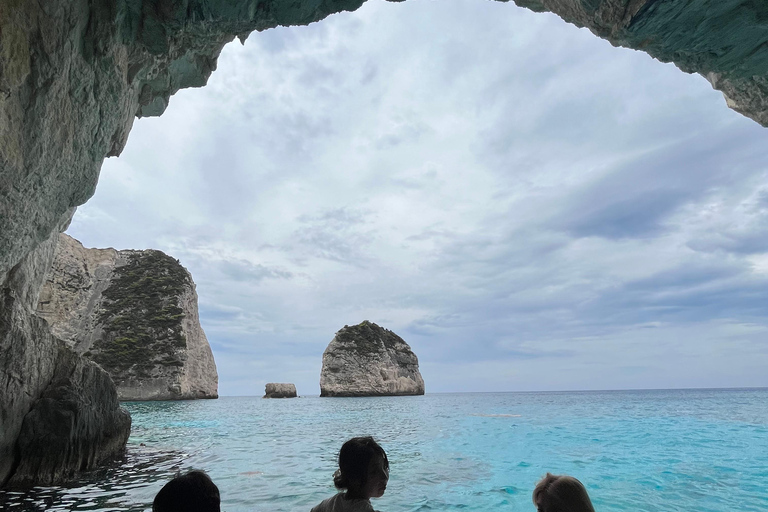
[3,0,768,489]
[264,383,298,398]
[320,321,425,397]
[37,234,219,401]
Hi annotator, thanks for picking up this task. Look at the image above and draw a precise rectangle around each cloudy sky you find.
[68,0,768,396]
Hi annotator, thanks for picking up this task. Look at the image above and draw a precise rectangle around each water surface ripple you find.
[1,389,766,511]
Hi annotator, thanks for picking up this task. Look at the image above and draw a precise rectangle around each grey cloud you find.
[297,207,369,226]
[405,227,456,242]
[689,227,768,255]
[218,259,293,282]
[375,114,431,150]
[549,125,768,240]
[289,207,375,265]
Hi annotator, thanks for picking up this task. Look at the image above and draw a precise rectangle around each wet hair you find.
[153,470,221,512]
[532,473,595,512]
[333,437,389,492]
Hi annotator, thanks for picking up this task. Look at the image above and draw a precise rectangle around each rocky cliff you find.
[264,383,297,398]
[0,219,131,487]
[37,234,218,401]
[320,321,425,397]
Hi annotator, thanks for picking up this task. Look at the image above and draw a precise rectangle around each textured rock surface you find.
[264,383,297,398]
[320,321,425,397]
[0,217,130,488]
[510,1,768,126]
[7,343,131,488]
[37,234,219,401]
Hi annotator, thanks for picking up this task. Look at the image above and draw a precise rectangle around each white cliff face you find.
[320,321,425,397]
[37,234,218,401]
[36,233,120,351]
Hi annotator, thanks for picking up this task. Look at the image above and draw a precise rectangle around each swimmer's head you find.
[333,437,389,499]
[532,473,594,512]
[153,470,220,512]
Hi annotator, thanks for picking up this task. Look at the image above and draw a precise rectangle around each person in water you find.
[153,469,221,512]
[311,436,389,512]
[532,473,595,512]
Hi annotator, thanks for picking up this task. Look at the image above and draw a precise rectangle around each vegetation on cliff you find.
[91,251,190,379]
[335,320,398,355]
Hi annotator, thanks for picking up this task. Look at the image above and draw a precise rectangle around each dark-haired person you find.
[532,473,595,512]
[311,436,389,512]
[153,469,221,512]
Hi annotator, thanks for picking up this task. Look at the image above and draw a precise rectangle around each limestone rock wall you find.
[510,0,768,126]
[37,234,218,401]
[0,215,130,488]
[264,383,298,398]
[320,321,425,397]
[7,343,131,488]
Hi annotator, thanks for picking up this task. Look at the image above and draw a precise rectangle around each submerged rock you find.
[37,234,218,401]
[264,383,297,398]
[319,321,425,397]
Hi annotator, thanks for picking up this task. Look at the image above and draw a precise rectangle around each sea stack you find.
[36,234,218,401]
[319,321,425,397]
[264,383,297,398]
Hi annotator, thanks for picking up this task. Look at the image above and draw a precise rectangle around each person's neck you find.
[345,490,368,500]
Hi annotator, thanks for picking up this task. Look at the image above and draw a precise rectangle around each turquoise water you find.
[1,389,767,511]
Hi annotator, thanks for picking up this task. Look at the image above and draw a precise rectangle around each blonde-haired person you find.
[532,473,595,512]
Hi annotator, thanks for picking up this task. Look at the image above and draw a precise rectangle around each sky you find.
[68,0,768,396]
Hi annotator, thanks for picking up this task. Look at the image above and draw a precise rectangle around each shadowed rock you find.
[7,344,131,488]
[320,321,425,397]
[0,219,130,488]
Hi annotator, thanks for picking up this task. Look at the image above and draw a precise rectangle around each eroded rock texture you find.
[8,343,132,488]
[37,234,219,401]
[264,383,297,398]
[0,217,130,488]
[320,321,425,397]
[511,1,768,126]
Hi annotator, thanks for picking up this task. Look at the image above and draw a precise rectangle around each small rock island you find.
[319,321,425,397]
[264,383,297,398]
[36,234,218,401]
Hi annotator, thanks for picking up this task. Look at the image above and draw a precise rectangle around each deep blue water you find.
[1,389,767,511]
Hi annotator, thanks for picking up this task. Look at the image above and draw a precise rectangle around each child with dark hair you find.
[153,469,221,512]
[532,473,595,512]
[311,437,389,512]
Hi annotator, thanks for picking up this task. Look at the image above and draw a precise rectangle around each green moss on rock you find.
[92,250,190,379]
[335,320,398,355]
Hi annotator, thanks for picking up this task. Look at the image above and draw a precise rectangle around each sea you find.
[1,389,767,512]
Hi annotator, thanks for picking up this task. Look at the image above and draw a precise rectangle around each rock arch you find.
[2,0,768,486]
